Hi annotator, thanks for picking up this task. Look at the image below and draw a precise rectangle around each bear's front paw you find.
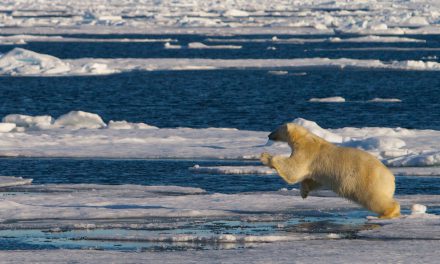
[260,152,272,166]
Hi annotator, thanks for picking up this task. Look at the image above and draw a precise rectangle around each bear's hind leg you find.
[366,197,400,219]
[300,179,321,199]
[379,200,401,219]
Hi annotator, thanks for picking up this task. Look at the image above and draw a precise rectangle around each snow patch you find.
[0,176,32,187]
[164,42,182,49]
[2,114,53,130]
[190,165,276,175]
[368,98,402,103]
[411,204,427,215]
[268,70,288,75]
[0,48,71,76]
[309,97,346,103]
[292,118,344,143]
[344,137,406,151]
[2,49,440,76]
[108,120,158,130]
[0,123,16,133]
[188,42,242,49]
[53,111,106,129]
[1,112,440,166]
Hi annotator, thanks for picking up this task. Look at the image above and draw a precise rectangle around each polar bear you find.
[260,123,400,219]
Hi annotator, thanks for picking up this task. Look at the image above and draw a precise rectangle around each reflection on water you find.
[0,208,375,251]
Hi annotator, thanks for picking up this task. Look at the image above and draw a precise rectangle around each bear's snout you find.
[268,130,278,141]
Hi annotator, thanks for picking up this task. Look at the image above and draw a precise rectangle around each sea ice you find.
[0,35,176,45]
[2,49,440,76]
[292,118,344,143]
[0,176,32,187]
[0,48,71,75]
[187,42,242,49]
[368,98,402,103]
[2,114,53,130]
[164,42,182,49]
[0,123,16,133]
[1,0,440,36]
[309,97,346,103]
[207,35,426,44]
[190,165,276,175]
[107,120,158,130]
[53,111,106,129]
[1,111,440,166]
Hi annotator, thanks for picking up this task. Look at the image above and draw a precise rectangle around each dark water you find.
[1,69,440,131]
[1,34,440,130]
[0,158,438,195]
[1,34,439,61]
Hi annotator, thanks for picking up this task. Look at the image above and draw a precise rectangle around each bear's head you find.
[268,123,310,144]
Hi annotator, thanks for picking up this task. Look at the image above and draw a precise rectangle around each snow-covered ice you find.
[0,35,176,45]
[1,239,439,263]
[2,48,440,76]
[0,183,357,227]
[0,176,32,187]
[206,35,426,44]
[1,0,440,36]
[0,48,72,76]
[0,181,438,231]
[359,203,440,240]
[268,70,288,75]
[0,180,439,261]
[53,111,106,129]
[187,42,242,49]
[309,97,346,103]
[368,98,402,103]
[190,165,440,178]
[190,164,276,175]
[2,111,440,167]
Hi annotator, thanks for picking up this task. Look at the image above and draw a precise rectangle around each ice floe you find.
[206,35,426,44]
[0,181,439,251]
[0,184,357,225]
[53,111,106,129]
[0,123,16,133]
[2,114,53,130]
[368,98,402,103]
[391,167,440,177]
[1,110,440,167]
[360,203,440,240]
[268,70,288,75]
[2,48,440,76]
[190,165,276,175]
[1,182,438,228]
[164,42,182,49]
[0,35,176,45]
[1,0,440,36]
[0,176,32,188]
[309,97,346,103]
[0,48,71,76]
[190,165,440,178]
[1,239,440,263]
[187,42,242,49]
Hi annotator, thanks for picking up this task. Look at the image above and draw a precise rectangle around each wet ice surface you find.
[0,160,439,252]
[0,180,359,251]
[0,179,434,252]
